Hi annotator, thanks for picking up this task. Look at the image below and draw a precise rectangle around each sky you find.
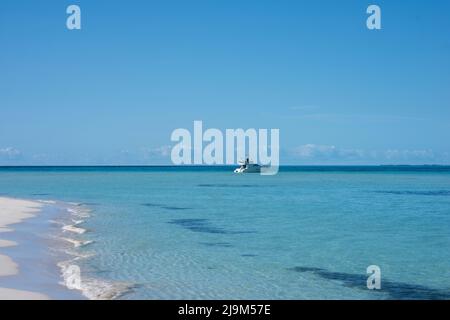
[1,0,449,165]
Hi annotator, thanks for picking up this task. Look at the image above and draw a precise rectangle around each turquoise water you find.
[0,166,449,299]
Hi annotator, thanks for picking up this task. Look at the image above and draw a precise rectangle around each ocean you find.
[0,166,449,299]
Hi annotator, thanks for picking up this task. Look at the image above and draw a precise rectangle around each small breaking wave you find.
[62,225,87,234]
[61,237,94,248]
[71,219,85,226]
[79,278,135,300]
[64,250,95,260]
[67,207,91,218]
[58,261,134,300]
[53,201,134,299]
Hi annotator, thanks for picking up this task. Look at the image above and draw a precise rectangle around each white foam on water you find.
[62,225,87,234]
[60,237,94,248]
[67,207,91,218]
[71,219,85,226]
[78,278,135,300]
[64,250,95,260]
[58,261,134,300]
[54,201,133,300]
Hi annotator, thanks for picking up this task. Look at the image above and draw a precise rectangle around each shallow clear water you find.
[1,166,449,299]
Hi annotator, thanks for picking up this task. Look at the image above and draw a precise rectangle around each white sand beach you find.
[0,197,49,300]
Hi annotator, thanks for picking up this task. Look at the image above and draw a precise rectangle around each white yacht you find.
[234,158,261,173]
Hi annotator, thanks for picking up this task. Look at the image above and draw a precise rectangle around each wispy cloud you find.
[287,113,424,122]
[2,145,448,166]
[291,144,364,160]
[288,144,449,164]
[113,146,173,164]
[0,147,22,164]
[0,146,174,166]
[140,145,172,158]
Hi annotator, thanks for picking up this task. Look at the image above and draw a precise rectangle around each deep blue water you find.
[0,166,449,299]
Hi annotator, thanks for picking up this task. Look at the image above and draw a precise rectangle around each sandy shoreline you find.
[0,197,49,300]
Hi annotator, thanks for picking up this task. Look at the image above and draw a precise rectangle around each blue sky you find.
[1,0,449,165]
